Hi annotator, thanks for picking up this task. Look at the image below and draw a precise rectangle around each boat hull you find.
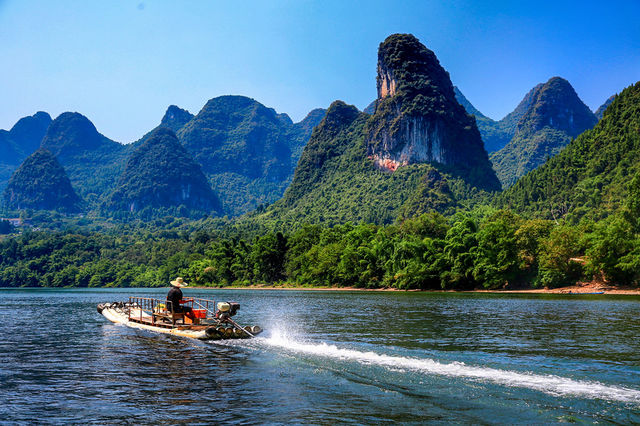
[98,303,261,340]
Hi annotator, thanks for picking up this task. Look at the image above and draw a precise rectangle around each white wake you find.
[255,331,640,404]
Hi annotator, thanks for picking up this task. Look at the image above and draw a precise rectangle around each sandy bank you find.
[198,281,640,295]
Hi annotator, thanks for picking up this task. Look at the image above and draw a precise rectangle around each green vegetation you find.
[177,96,324,216]
[453,87,512,153]
[490,77,598,188]
[2,149,82,212]
[499,81,640,223]
[453,84,538,154]
[0,112,52,192]
[595,94,615,120]
[1,35,637,291]
[241,101,492,230]
[40,112,130,203]
[2,206,638,289]
[103,128,221,218]
[0,112,52,165]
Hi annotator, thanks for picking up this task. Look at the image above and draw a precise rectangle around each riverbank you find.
[206,281,640,295]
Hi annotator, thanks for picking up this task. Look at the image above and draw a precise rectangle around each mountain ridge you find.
[247,34,500,229]
[490,77,598,188]
[498,81,640,221]
[3,148,82,212]
[104,127,221,217]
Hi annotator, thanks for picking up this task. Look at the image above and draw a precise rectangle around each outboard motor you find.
[216,302,240,322]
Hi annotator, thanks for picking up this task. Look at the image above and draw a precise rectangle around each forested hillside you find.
[176,96,324,216]
[245,34,500,229]
[0,112,52,191]
[1,33,638,290]
[40,112,131,201]
[453,87,511,153]
[499,81,640,222]
[2,149,82,212]
[103,128,222,218]
[490,77,598,188]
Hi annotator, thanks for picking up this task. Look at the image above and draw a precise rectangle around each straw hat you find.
[170,277,188,287]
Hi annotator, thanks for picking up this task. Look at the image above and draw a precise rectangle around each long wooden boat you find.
[98,297,262,340]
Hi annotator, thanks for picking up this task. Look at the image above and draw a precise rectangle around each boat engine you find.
[216,301,240,321]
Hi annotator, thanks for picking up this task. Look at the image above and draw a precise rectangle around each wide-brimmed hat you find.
[170,277,188,287]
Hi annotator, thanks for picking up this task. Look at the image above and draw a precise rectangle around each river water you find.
[1,288,639,424]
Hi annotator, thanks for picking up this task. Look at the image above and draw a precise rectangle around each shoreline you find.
[199,282,640,295]
[2,282,638,295]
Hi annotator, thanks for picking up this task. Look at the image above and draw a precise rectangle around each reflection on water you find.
[1,288,639,423]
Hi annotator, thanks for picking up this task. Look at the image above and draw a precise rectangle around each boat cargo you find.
[97,296,262,340]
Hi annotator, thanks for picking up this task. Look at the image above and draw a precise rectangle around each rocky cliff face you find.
[365,34,500,190]
[3,148,81,212]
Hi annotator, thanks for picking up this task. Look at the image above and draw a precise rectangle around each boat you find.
[97,296,262,340]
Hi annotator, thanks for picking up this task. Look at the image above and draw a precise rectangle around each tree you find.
[538,225,584,288]
[0,220,14,235]
[472,210,523,289]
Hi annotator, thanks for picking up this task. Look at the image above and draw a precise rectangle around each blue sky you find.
[1,0,639,143]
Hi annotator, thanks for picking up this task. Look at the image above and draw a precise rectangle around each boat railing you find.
[127,296,217,325]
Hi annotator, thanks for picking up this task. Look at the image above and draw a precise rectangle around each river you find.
[1,288,639,423]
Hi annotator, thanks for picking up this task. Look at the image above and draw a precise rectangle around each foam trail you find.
[258,332,640,404]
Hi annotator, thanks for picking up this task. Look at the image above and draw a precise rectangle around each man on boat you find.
[167,277,194,317]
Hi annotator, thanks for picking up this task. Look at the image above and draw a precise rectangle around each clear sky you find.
[1,0,639,143]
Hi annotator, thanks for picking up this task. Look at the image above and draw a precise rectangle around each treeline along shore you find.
[1,205,638,290]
